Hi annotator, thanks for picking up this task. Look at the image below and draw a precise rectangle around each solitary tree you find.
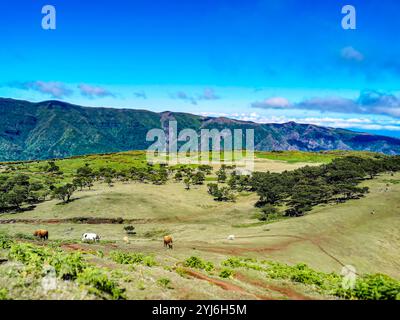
[53,183,76,203]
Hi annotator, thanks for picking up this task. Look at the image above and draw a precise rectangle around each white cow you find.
[82,233,100,242]
[227,235,235,240]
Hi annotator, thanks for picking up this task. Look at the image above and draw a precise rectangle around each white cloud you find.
[341,46,364,62]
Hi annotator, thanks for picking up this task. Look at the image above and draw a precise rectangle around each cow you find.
[34,229,49,240]
[82,233,100,243]
[163,235,173,249]
[227,234,235,240]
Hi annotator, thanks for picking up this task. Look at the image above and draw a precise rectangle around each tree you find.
[28,181,45,203]
[124,225,136,235]
[259,204,279,221]
[198,165,213,175]
[72,177,85,191]
[192,171,205,185]
[53,183,76,203]
[174,171,183,182]
[76,165,93,177]
[183,177,192,190]
[207,183,236,202]
[4,185,28,209]
[216,167,227,183]
[45,161,61,173]
[207,183,219,196]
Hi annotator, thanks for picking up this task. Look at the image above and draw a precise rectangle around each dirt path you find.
[234,272,312,300]
[184,269,273,300]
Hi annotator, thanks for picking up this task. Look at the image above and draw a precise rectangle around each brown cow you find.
[163,235,173,249]
[34,229,49,240]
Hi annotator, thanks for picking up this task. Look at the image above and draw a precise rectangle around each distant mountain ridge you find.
[1,97,400,161]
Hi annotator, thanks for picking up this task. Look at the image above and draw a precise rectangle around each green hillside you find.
[1,98,400,161]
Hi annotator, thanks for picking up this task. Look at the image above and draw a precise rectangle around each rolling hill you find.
[1,97,400,161]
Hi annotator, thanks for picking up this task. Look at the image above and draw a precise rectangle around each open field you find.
[0,151,399,300]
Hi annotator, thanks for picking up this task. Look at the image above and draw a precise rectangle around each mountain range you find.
[1,97,400,161]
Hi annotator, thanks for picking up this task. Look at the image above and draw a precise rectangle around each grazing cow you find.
[82,233,100,243]
[227,234,235,240]
[163,235,173,249]
[34,229,49,240]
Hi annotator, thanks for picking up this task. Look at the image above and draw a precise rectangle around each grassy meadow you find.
[0,150,399,300]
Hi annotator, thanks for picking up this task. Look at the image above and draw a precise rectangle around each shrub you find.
[207,183,236,202]
[265,262,341,291]
[157,277,173,289]
[110,251,144,264]
[49,251,87,280]
[14,232,35,240]
[221,257,244,268]
[8,243,52,271]
[221,257,266,272]
[220,257,400,300]
[0,233,13,249]
[258,204,280,221]
[337,274,400,300]
[184,256,214,272]
[143,256,157,267]
[219,268,234,279]
[123,225,136,235]
[110,251,156,266]
[0,288,9,300]
[77,267,126,300]
[8,243,87,280]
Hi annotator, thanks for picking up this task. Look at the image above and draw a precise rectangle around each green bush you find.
[219,268,234,279]
[14,232,35,240]
[0,288,9,300]
[49,251,87,280]
[184,256,214,272]
[220,256,400,300]
[77,267,126,300]
[8,243,52,271]
[0,233,13,249]
[143,255,157,267]
[221,257,267,272]
[157,277,173,289]
[8,243,87,280]
[110,251,155,266]
[221,257,245,268]
[337,274,400,300]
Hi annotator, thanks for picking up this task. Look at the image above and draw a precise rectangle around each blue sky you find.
[1,0,400,136]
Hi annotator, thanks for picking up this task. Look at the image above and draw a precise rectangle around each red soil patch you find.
[234,272,312,300]
[61,243,93,253]
[184,268,273,300]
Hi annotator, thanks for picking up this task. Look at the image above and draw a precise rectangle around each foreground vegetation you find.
[1,231,399,300]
